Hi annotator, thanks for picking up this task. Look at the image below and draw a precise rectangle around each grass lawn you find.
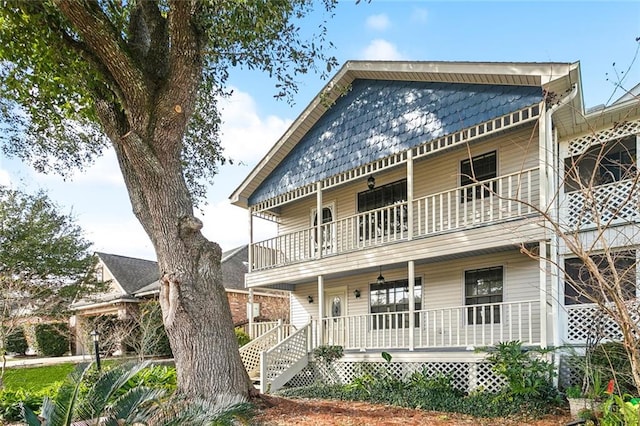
[3,363,76,391]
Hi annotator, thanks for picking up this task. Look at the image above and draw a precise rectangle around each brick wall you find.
[226,291,289,324]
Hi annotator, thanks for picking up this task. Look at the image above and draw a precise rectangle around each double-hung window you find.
[370,278,422,329]
[564,250,636,305]
[465,266,503,324]
[460,151,497,202]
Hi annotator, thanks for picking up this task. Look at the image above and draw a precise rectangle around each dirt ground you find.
[254,395,573,425]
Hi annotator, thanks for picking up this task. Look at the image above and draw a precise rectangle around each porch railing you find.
[251,168,540,271]
[415,168,538,236]
[565,301,639,343]
[322,300,540,351]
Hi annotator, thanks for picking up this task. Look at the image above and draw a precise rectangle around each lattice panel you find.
[566,180,640,228]
[567,119,640,157]
[239,327,280,378]
[558,355,584,389]
[283,360,505,394]
[566,302,640,342]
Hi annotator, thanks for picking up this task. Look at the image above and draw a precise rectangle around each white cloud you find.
[0,167,10,187]
[411,8,428,23]
[198,199,276,252]
[219,88,293,164]
[81,217,155,260]
[366,14,391,31]
[360,39,405,61]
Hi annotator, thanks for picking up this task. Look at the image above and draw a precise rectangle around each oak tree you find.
[0,0,337,400]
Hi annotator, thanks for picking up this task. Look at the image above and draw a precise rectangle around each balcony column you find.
[408,260,415,351]
[317,275,324,347]
[539,242,548,348]
[316,182,323,259]
[407,149,414,241]
[248,288,255,339]
[248,208,253,273]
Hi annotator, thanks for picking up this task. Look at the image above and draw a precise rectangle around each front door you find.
[324,287,347,346]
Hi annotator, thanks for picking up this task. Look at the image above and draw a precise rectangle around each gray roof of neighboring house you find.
[71,247,249,310]
[97,252,160,295]
[248,79,542,205]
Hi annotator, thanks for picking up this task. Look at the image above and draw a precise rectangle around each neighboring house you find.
[70,246,289,355]
[231,60,640,393]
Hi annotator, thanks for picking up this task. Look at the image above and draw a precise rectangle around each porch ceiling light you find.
[367,175,375,190]
[354,289,361,298]
[377,266,385,285]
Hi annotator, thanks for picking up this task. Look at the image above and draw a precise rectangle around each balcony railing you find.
[565,179,640,229]
[321,300,540,350]
[251,168,540,271]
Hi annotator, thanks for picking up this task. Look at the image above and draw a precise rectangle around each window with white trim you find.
[369,277,422,329]
[465,266,503,324]
[460,151,497,202]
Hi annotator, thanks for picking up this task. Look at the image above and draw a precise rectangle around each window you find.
[460,151,497,201]
[465,266,503,324]
[370,278,422,329]
[565,136,637,192]
[357,179,407,240]
[564,251,636,305]
[94,265,104,282]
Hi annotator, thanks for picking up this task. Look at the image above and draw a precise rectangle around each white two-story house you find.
[231,61,640,393]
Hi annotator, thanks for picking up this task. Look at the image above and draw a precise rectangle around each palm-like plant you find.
[22,361,166,426]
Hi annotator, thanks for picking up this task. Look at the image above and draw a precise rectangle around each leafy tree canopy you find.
[0,186,97,316]
[0,0,338,201]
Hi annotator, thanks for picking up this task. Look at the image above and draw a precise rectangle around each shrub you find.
[235,328,251,347]
[6,328,28,355]
[34,323,69,357]
[482,341,557,399]
[590,341,636,395]
[0,386,57,422]
[312,345,343,364]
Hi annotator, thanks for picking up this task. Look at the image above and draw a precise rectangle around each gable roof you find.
[97,252,159,295]
[249,79,542,205]
[72,247,249,310]
[230,60,580,209]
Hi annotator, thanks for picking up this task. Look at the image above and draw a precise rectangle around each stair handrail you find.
[260,322,311,393]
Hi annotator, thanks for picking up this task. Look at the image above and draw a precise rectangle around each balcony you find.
[251,168,540,271]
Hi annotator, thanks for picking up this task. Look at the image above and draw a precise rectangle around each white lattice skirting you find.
[284,359,506,394]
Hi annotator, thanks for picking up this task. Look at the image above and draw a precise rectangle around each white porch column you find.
[407,149,414,241]
[316,182,323,259]
[248,208,253,273]
[539,242,548,348]
[408,260,415,351]
[248,288,254,339]
[317,275,324,347]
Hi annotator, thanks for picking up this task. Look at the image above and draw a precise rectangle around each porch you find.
[318,299,542,351]
[250,168,540,272]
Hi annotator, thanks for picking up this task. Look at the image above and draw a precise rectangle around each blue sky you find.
[1,1,639,260]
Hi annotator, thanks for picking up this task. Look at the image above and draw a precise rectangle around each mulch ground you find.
[253,395,573,425]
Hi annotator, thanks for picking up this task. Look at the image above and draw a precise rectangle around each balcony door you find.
[311,203,335,255]
[323,287,347,346]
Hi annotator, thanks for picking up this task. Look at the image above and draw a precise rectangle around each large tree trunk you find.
[116,140,253,400]
[55,0,254,400]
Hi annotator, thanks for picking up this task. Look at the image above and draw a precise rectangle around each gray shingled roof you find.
[97,252,159,295]
[248,79,542,205]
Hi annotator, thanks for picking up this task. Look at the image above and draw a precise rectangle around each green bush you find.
[34,323,69,357]
[0,386,57,422]
[235,328,251,347]
[313,345,344,364]
[482,341,557,399]
[590,341,636,395]
[5,328,28,355]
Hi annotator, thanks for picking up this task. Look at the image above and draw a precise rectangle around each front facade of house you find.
[231,61,640,392]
